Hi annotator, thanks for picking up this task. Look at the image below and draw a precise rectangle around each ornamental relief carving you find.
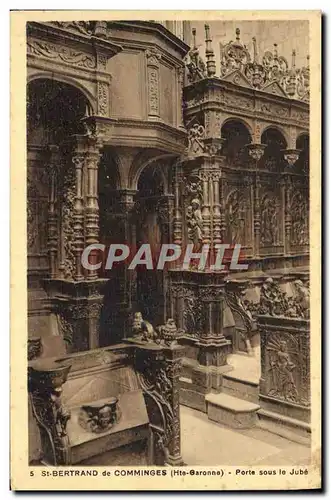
[264,333,309,406]
[49,21,93,36]
[223,92,254,110]
[97,82,109,117]
[225,189,250,246]
[27,199,38,251]
[183,176,203,246]
[27,39,96,69]
[147,67,160,116]
[290,190,309,246]
[59,164,76,280]
[187,124,205,155]
[260,192,281,246]
[257,101,290,118]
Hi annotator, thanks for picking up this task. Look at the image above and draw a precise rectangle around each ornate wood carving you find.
[28,363,72,465]
[290,190,309,246]
[59,160,76,280]
[78,398,120,433]
[97,82,109,117]
[27,39,96,69]
[260,191,281,247]
[133,343,184,466]
[259,321,310,414]
[146,48,161,118]
[28,337,43,361]
[225,189,248,245]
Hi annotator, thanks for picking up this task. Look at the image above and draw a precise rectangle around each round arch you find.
[221,119,252,166]
[220,117,254,139]
[128,152,176,192]
[260,125,289,148]
[295,133,309,174]
[261,126,288,172]
[296,132,309,148]
[27,72,96,113]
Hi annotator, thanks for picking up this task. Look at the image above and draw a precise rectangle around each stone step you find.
[179,376,193,391]
[257,408,311,446]
[179,376,207,413]
[205,393,260,429]
[222,371,259,404]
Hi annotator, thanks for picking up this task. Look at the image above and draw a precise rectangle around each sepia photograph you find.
[10,10,321,491]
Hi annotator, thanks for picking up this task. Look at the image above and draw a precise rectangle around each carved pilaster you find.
[173,164,183,246]
[211,170,221,245]
[283,174,292,254]
[156,195,174,244]
[97,81,109,117]
[28,362,72,465]
[85,141,102,280]
[146,48,161,120]
[177,65,185,129]
[47,145,60,279]
[72,153,85,281]
[219,176,226,243]
[253,174,261,258]
[199,170,212,246]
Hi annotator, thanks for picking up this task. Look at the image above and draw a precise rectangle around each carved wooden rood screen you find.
[26,20,310,466]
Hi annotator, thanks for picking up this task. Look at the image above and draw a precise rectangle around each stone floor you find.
[180,405,311,466]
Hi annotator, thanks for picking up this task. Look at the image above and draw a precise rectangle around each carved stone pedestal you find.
[44,279,106,353]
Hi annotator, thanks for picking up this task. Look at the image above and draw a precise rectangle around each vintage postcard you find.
[11,10,321,491]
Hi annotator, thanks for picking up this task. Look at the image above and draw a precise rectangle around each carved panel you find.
[97,81,109,117]
[223,92,254,111]
[262,331,309,407]
[59,162,76,280]
[260,191,282,247]
[27,38,96,69]
[225,188,251,246]
[147,67,160,116]
[290,190,309,246]
[146,48,161,118]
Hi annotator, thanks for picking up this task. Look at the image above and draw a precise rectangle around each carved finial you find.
[236,28,240,42]
[307,54,310,69]
[192,28,197,49]
[205,24,216,77]
[273,43,278,58]
[252,36,258,63]
[291,49,296,69]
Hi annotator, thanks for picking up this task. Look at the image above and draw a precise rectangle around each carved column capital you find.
[246,143,267,162]
[282,148,301,167]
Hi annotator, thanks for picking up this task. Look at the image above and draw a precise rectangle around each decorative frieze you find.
[27,39,96,69]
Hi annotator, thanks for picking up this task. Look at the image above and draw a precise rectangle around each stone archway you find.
[27,78,100,352]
